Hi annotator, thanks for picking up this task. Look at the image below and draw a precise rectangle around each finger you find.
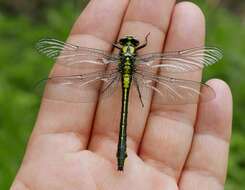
[140,2,206,179]
[89,0,176,166]
[179,79,232,190]
[31,0,129,150]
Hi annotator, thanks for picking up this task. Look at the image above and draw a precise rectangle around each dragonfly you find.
[36,34,222,171]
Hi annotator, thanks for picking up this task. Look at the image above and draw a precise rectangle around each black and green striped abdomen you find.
[117,87,130,170]
[117,56,134,170]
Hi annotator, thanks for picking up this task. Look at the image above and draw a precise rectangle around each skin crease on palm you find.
[11,0,232,190]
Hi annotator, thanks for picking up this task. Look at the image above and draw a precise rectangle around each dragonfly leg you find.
[136,32,150,50]
[135,80,144,107]
[113,42,121,50]
[100,77,116,95]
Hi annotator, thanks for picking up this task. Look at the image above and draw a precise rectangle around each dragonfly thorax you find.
[121,45,136,56]
[119,36,139,57]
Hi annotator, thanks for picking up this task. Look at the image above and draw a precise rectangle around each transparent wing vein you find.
[136,46,223,73]
[35,69,120,103]
[133,71,215,105]
[36,38,119,68]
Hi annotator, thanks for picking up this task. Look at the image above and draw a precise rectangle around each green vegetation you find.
[0,1,244,189]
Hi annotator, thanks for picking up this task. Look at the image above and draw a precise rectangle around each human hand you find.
[11,0,232,189]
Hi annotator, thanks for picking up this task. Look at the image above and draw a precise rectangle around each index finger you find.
[32,0,129,148]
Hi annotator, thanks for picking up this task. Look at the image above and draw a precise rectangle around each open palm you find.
[11,0,232,190]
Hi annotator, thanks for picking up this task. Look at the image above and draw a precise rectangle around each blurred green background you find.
[0,0,244,189]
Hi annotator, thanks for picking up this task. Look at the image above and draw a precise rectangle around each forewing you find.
[136,47,222,73]
[36,38,119,69]
[133,71,215,105]
[35,69,120,103]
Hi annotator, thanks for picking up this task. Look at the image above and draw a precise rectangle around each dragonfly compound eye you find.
[119,36,139,47]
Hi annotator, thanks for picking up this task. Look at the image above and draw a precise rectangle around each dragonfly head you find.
[119,36,140,47]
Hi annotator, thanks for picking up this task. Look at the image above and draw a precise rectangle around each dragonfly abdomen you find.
[121,56,134,85]
[117,86,130,171]
[117,54,135,170]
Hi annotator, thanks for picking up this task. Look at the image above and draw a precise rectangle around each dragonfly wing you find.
[136,47,223,73]
[100,74,121,99]
[133,71,215,105]
[35,69,120,103]
[36,38,119,69]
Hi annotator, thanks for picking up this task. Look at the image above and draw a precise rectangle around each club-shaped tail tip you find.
[117,158,126,171]
[117,166,124,171]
